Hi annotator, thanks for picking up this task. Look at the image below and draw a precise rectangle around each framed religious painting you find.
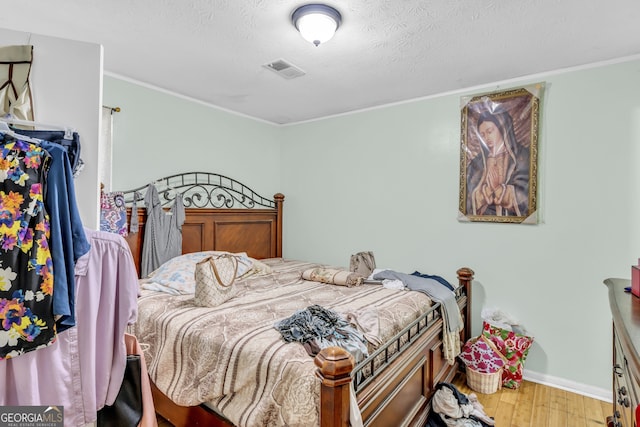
[458,83,543,224]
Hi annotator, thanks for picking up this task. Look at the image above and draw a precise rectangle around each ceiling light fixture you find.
[292,4,342,47]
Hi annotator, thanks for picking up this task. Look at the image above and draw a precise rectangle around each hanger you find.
[0,114,75,140]
[0,121,42,144]
[152,179,177,194]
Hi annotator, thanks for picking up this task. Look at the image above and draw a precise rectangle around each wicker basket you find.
[466,366,503,394]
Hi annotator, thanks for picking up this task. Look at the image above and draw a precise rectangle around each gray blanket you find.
[373,270,461,333]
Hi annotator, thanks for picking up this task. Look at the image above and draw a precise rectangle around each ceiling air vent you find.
[263,59,306,79]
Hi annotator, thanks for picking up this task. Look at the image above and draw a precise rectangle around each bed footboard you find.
[315,267,474,427]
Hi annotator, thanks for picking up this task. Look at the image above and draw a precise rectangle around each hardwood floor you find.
[156,373,613,426]
[452,373,612,427]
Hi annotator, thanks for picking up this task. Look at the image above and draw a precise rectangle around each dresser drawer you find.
[614,329,639,427]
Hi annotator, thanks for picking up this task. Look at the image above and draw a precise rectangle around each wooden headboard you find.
[117,172,284,277]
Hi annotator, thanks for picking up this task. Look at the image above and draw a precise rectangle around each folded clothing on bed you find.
[301,267,365,287]
[411,270,455,291]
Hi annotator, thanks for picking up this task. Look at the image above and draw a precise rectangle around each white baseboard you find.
[523,369,613,403]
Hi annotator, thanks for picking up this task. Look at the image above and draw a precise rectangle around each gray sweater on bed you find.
[373,270,461,333]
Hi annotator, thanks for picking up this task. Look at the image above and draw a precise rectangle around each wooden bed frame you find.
[120,172,473,427]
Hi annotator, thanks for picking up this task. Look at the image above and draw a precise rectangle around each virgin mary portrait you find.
[459,86,541,223]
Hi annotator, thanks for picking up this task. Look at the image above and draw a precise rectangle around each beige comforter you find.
[132,259,434,427]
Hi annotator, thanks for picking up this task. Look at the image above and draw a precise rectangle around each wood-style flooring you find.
[452,373,612,426]
[156,373,613,426]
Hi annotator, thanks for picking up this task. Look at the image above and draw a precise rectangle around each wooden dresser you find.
[605,278,640,427]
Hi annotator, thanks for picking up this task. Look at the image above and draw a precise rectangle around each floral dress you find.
[0,136,55,359]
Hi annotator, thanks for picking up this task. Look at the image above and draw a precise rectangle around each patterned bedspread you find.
[132,258,434,427]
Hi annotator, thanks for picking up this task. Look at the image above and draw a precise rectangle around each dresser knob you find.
[620,386,627,396]
[614,365,623,377]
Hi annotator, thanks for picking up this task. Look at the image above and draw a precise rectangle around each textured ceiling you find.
[2,0,640,124]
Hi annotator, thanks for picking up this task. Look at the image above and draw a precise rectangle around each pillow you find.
[301,267,365,287]
[140,251,253,295]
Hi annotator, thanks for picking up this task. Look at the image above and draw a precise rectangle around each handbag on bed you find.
[349,251,376,278]
[194,253,239,307]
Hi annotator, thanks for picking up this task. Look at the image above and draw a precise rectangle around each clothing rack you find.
[0,114,75,139]
[118,171,277,209]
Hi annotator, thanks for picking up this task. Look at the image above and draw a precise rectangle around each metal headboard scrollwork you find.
[119,172,277,209]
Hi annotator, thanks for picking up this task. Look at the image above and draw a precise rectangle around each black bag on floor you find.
[97,355,143,427]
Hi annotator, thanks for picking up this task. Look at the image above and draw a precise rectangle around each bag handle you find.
[208,254,238,288]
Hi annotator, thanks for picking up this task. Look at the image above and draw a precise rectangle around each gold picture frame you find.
[458,83,543,224]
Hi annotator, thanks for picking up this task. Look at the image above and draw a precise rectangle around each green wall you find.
[106,58,640,397]
[104,77,281,197]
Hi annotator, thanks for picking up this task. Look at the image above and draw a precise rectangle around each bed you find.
[120,172,474,427]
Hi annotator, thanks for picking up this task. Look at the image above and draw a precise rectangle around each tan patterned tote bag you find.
[194,253,239,307]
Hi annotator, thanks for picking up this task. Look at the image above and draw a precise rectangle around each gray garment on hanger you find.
[140,184,185,277]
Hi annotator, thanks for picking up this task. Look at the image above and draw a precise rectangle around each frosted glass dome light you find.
[292,4,342,47]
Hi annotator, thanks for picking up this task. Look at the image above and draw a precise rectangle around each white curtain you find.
[98,106,114,192]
